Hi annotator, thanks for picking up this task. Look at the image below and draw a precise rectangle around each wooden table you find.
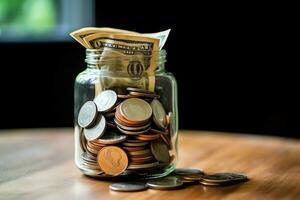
[0,128,300,200]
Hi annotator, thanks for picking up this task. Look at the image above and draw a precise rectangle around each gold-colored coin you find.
[120,98,152,123]
[122,141,149,147]
[151,99,167,129]
[97,146,128,176]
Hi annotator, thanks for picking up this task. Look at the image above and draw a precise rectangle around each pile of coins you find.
[77,88,174,176]
[108,168,249,192]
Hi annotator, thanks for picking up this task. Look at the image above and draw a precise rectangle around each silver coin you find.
[147,176,183,190]
[201,172,248,183]
[151,99,167,129]
[173,168,205,176]
[151,140,170,163]
[109,182,148,192]
[84,114,106,141]
[97,131,127,144]
[94,90,117,112]
[78,101,98,128]
[199,180,223,186]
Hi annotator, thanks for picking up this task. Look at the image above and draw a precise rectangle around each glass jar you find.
[74,49,178,180]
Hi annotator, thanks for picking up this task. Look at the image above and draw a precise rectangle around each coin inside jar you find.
[78,101,98,128]
[119,98,152,123]
[97,146,128,176]
[83,114,106,141]
[97,131,127,144]
[94,90,118,112]
[151,98,167,129]
[151,139,170,163]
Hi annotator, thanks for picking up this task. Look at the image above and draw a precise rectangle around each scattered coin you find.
[173,168,205,176]
[180,173,204,181]
[109,182,148,192]
[94,90,118,112]
[97,146,128,176]
[147,176,183,190]
[78,101,98,128]
[83,114,106,141]
[201,172,248,184]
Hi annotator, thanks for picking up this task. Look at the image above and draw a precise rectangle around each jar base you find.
[79,164,176,181]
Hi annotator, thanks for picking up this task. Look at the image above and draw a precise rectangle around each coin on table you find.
[94,90,118,112]
[78,101,98,128]
[109,182,149,192]
[147,176,183,190]
[97,146,128,176]
[120,98,152,123]
[173,168,205,176]
[150,99,167,129]
[180,173,203,181]
[83,114,106,141]
[201,172,248,183]
[151,140,170,163]
[97,131,127,145]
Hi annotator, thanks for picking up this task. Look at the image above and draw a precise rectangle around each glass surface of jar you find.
[74,49,178,180]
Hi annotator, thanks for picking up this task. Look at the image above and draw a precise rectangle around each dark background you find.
[0,2,298,138]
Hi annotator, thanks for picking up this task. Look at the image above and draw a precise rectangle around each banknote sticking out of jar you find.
[71,27,178,180]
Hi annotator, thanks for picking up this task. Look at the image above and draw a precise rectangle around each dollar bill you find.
[70,27,170,49]
[95,74,155,97]
[143,29,171,50]
[83,33,160,75]
[70,27,139,48]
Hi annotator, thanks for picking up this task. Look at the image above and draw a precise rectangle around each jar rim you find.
[85,49,167,65]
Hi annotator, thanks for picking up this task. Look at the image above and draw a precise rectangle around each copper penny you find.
[97,146,129,176]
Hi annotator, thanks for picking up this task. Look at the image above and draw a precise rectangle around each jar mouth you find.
[85,49,166,65]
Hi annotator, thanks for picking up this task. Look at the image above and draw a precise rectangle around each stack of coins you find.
[109,168,249,192]
[77,88,174,177]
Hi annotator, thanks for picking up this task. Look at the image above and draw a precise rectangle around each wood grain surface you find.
[0,128,300,200]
